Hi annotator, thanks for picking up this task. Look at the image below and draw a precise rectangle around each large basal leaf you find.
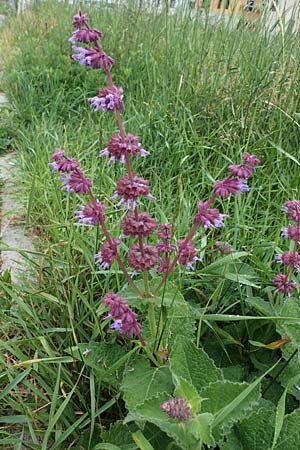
[101,422,137,450]
[121,357,174,411]
[125,392,214,450]
[201,380,260,433]
[274,411,300,450]
[165,302,196,346]
[220,404,275,450]
[169,336,223,393]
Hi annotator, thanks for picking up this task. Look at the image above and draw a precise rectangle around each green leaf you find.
[272,386,287,450]
[186,414,215,447]
[274,411,300,450]
[132,431,155,450]
[121,358,174,411]
[169,336,223,393]
[125,392,204,450]
[101,422,137,450]
[174,377,203,414]
[201,380,260,432]
[199,252,249,273]
[221,404,275,450]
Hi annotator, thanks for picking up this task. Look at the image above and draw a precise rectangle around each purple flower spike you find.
[229,153,260,179]
[121,211,156,237]
[69,28,103,44]
[113,174,154,209]
[59,170,91,194]
[103,292,141,338]
[72,46,114,69]
[72,10,88,29]
[75,200,105,225]
[213,177,249,198]
[88,86,124,112]
[242,152,260,166]
[95,238,121,269]
[100,133,149,164]
[275,251,300,272]
[160,397,192,421]
[51,148,65,161]
[282,200,300,222]
[281,225,300,242]
[273,273,297,296]
[127,243,159,272]
[177,240,200,271]
[194,201,228,228]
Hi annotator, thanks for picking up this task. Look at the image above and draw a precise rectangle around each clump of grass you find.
[1,1,300,448]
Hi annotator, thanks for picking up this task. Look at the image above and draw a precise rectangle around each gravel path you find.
[0,15,36,284]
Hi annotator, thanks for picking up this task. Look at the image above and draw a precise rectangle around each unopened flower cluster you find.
[49,10,260,343]
[273,200,300,296]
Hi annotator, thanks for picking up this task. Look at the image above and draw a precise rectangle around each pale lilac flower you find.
[103,292,141,338]
[213,177,249,198]
[228,164,253,179]
[273,273,297,296]
[282,200,300,222]
[75,200,105,225]
[51,148,65,161]
[72,10,88,29]
[99,133,149,164]
[177,240,200,270]
[275,251,300,271]
[95,238,121,269]
[69,28,103,44]
[59,170,92,194]
[121,211,156,237]
[88,86,124,112]
[194,201,228,228]
[242,152,260,166]
[160,397,192,421]
[127,243,159,272]
[113,174,155,209]
[281,225,300,242]
[72,46,114,69]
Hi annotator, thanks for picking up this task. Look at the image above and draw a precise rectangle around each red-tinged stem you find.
[104,67,150,295]
[86,188,143,296]
[154,221,199,295]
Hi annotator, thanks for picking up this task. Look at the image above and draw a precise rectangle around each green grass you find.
[1,1,300,448]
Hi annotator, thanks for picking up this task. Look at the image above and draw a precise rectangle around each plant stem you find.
[148,302,157,340]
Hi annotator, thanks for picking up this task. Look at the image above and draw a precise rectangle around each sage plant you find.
[273,200,300,296]
[49,10,260,348]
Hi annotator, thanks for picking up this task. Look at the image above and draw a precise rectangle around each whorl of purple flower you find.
[48,149,79,173]
[275,251,300,272]
[213,177,249,198]
[72,46,114,69]
[99,133,149,164]
[177,239,200,271]
[112,174,155,209]
[228,152,260,179]
[103,292,141,338]
[59,170,92,194]
[273,273,297,296]
[88,86,124,112]
[69,28,103,44]
[160,397,192,421]
[282,200,300,222]
[75,200,105,225]
[121,211,156,237]
[72,10,89,29]
[95,238,121,269]
[158,223,172,240]
[281,224,300,242]
[127,243,159,272]
[194,201,228,228]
